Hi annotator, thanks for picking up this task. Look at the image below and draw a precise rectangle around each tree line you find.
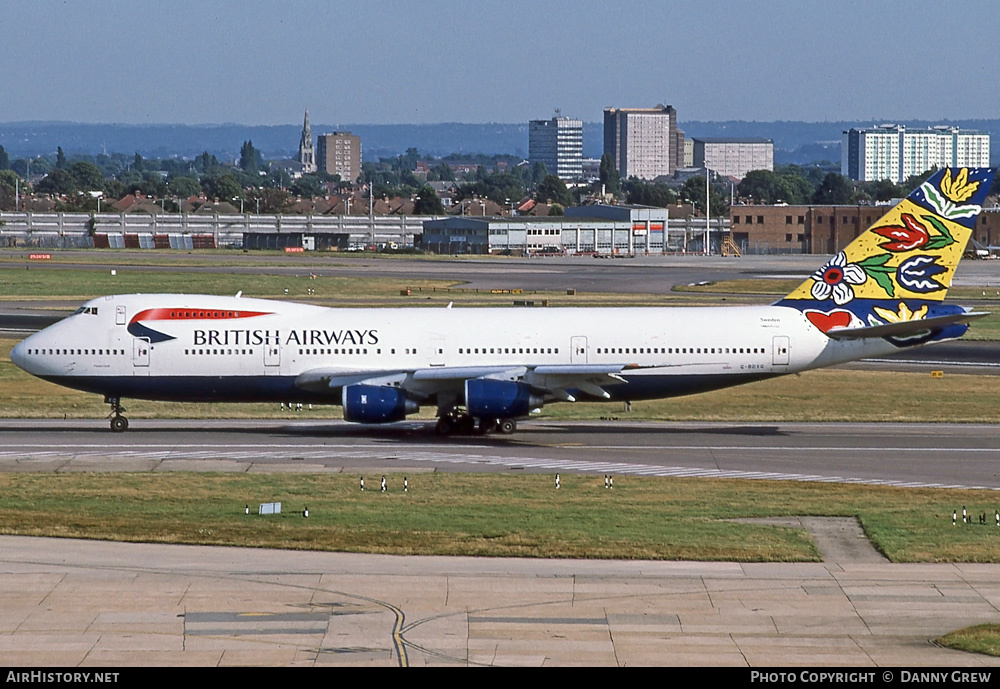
[2,141,996,215]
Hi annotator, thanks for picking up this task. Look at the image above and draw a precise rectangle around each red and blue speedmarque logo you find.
[127,308,272,343]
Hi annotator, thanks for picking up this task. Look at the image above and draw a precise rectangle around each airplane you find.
[9,167,996,435]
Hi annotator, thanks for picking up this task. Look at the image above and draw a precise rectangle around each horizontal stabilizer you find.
[826,311,987,340]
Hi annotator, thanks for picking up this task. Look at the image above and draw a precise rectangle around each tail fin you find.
[776,167,995,341]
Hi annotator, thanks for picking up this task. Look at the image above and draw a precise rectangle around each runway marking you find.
[5,442,1000,454]
[2,444,999,490]
[863,357,1000,368]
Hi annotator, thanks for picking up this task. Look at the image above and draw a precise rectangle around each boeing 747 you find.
[10,167,995,435]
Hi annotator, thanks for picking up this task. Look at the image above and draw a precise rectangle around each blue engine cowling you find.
[465,379,542,418]
[342,384,419,424]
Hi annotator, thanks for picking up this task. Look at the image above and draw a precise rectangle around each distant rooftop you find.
[691,137,773,144]
[844,124,985,135]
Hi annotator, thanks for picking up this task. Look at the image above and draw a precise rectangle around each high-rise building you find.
[692,138,774,180]
[842,124,990,183]
[603,105,682,180]
[298,110,316,174]
[528,116,583,181]
[317,131,361,183]
[683,138,694,168]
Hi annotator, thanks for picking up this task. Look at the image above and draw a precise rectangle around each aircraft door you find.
[116,305,126,326]
[772,336,789,366]
[571,336,588,364]
[264,343,281,371]
[133,337,150,368]
[429,335,446,366]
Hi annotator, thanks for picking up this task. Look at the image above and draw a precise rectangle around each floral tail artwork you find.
[776,167,996,347]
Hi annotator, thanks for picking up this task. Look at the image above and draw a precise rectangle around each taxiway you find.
[3,419,1000,490]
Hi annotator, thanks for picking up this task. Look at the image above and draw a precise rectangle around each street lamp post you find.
[705,166,711,255]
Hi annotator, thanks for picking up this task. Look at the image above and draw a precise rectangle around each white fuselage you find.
[10,293,901,408]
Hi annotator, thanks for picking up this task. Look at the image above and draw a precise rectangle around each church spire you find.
[299,109,316,173]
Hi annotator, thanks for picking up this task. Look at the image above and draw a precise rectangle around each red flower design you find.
[872,213,929,252]
[805,310,853,333]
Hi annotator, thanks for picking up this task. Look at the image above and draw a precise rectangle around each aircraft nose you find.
[9,339,27,371]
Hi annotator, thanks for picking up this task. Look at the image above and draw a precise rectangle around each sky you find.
[1,0,997,126]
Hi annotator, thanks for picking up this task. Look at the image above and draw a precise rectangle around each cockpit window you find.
[72,307,99,316]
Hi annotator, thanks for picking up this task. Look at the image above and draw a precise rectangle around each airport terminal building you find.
[422,205,724,255]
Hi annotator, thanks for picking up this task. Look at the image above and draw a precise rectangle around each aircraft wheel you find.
[478,417,498,435]
[110,416,129,433]
[435,417,454,436]
[498,418,517,435]
[456,415,476,435]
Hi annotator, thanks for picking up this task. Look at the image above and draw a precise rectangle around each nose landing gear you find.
[105,396,129,432]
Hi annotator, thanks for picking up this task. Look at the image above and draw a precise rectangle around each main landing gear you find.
[105,396,129,432]
[435,413,517,437]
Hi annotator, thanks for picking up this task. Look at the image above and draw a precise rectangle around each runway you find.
[4,419,1000,490]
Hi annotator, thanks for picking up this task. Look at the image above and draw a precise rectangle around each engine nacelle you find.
[465,378,542,418]
[342,384,418,424]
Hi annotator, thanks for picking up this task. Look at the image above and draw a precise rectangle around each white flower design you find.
[809,252,867,305]
[920,179,982,221]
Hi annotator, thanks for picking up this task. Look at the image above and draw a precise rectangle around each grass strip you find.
[1,472,999,562]
[0,267,734,308]
[937,625,1000,656]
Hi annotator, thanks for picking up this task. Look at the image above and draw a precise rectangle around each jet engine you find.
[342,384,419,424]
[464,378,542,418]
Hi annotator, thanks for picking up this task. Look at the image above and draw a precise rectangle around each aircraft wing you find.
[295,368,411,391]
[825,310,988,341]
[294,363,631,402]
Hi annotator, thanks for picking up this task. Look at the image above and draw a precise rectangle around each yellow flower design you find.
[872,302,928,324]
[940,168,980,203]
